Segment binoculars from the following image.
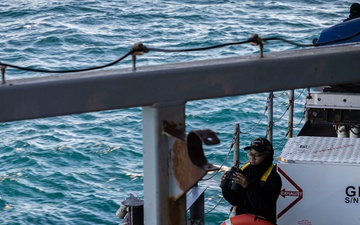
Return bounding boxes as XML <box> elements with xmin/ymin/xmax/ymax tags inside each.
<box><xmin>220</xmin><ymin>164</ymin><xmax>242</xmax><ymax>191</ymax></box>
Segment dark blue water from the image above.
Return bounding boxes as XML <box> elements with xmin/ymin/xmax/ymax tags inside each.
<box><xmin>0</xmin><ymin>1</ymin><xmax>352</xmax><ymax>224</ymax></box>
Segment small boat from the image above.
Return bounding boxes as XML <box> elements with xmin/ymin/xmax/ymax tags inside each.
<box><xmin>315</xmin><ymin>17</ymin><xmax>360</xmax><ymax>45</ymax></box>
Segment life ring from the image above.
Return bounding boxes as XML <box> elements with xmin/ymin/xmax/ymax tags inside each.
<box><xmin>221</xmin><ymin>214</ymin><xmax>274</xmax><ymax>225</ymax></box>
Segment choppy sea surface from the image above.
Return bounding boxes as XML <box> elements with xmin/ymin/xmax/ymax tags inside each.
<box><xmin>0</xmin><ymin>1</ymin><xmax>353</xmax><ymax>224</ymax></box>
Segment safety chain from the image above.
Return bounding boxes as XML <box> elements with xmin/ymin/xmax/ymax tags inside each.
<box><xmin>240</xmin><ymin>97</ymin><xmax>269</xmax><ymax>135</ymax></box>
<box><xmin>274</xmin><ymin>104</ymin><xmax>290</xmax><ymax>124</ymax></box>
<box><xmin>294</xmin><ymin>88</ymin><xmax>306</xmax><ymax>100</ymax></box>
<box><xmin>1</xmin><ymin>31</ymin><xmax>360</xmax><ymax>75</ymax></box>
<box><xmin>273</xmin><ymin>134</ymin><xmax>289</xmax><ymax>150</ymax></box>
<box><xmin>272</xmin><ymin>90</ymin><xmax>287</xmax><ymax>98</ymax></box>
<box><xmin>201</xmin><ymin>127</ymin><xmax>238</xmax><ymax>181</ymax></box>
<box><xmin>205</xmin><ymin>196</ymin><xmax>224</xmax><ymax>215</ymax></box>
<box><xmin>3</xmin><ymin>30</ymin><xmax>360</xmax><ymax>76</ymax></box>
<box><xmin>273</xmin><ymin>88</ymin><xmax>307</xmax><ymax>130</ymax></box>
<box><xmin>0</xmin><ymin>34</ymin><xmax>321</xmax><ymax>76</ymax></box>
<box><xmin>200</xmin><ymin>126</ymin><xmax>236</xmax><ymax>217</ymax></box>
<box><xmin>292</xmin><ymin>109</ymin><xmax>306</xmax><ymax>129</ymax></box>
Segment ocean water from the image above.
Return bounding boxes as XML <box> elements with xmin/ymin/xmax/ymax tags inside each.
<box><xmin>0</xmin><ymin>1</ymin><xmax>353</xmax><ymax>224</ymax></box>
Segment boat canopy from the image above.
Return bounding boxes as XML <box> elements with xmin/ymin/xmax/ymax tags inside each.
<box><xmin>316</xmin><ymin>17</ymin><xmax>360</xmax><ymax>45</ymax></box>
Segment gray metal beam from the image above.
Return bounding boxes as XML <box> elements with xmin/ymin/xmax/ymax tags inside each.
<box><xmin>1</xmin><ymin>44</ymin><xmax>360</xmax><ymax>122</ymax></box>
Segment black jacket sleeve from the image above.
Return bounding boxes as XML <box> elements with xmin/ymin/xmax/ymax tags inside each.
<box><xmin>221</xmin><ymin>185</ymin><xmax>246</xmax><ymax>206</ymax></box>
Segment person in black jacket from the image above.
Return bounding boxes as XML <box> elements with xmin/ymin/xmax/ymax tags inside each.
<box><xmin>344</xmin><ymin>3</ymin><xmax>360</xmax><ymax>22</ymax></box>
<box><xmin>221</xmin><ymin>137</ymin><xmax>282</xmax><ymax>224</ymax></box>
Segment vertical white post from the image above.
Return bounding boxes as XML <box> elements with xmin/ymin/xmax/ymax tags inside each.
<box><xmin>142</xmin><ymin>103</ymin><xmax>187</xmax><ymax>225</ymax></box>
<box><xmin>268</xmin><ymin>92</ymin><xmax>274</xmax><ymax>143</ymax></box>
<box><xmin>233</xmin><ymin>123</ymin><xmax>240</xmax><ymax>165</ymax></box>
<box><xmin>305</xmin><ymin>88</ymin><xmax>310</xmax><ymax>122</ymax></box>
<box><xmin>288</xmin><ymin>90</ymin><xmax>294</xmax><ymax>138</ymax></box>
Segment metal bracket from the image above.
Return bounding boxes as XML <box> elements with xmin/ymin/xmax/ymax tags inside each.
<box><xmin>164</xmin><ymin>125</ymin><xmax>220</xmax><ymax>201</ymax></box>
<box><xmin>187</xmin><ymin>129</ymin><xmax>220</xmax><ymax>171</ymax></box>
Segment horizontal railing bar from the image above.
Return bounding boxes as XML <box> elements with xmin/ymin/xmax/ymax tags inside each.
<box><xmin>1</xmin><ymin>44</ymin><xmax>360</xmax><ymax>122</ymax></box>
